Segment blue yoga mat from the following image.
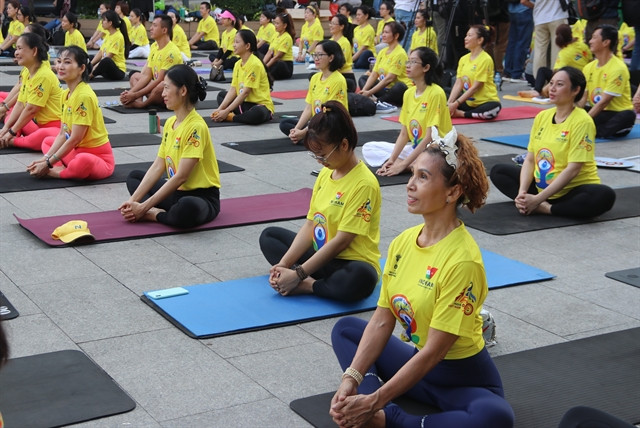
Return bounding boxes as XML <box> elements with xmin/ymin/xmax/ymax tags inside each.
<box><xmin>141</xmin><ymin>250</ymin><xmax>553</xmax><ymax>338</ymax></box>
<box><xmin>482</xmin><ymin>124</ymin><xmax>640</xmax><ymax>148</ymax></box>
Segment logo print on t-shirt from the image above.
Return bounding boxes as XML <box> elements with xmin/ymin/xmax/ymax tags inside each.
<box><xmin>535</xmin><ymin>148</ymin><xmax>555</xmax><ymax>188</ymax></box>
<box><xmin>391</xmin><ymin>294</ymin><xmax>419</xmax><ymax>344</ymax></box>
<box><xmin>312</xmin><ymin>212</ymin><xmax>327</xmax><ymax>251</ymax></box>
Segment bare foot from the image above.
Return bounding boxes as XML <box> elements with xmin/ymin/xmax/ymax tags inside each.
<box><xmin>143</xmin><ymin>207</ymin><xmax>164</xmax><ymax>222</ymax></box>
<box><xmin>533</xmin><ymin>201</ymin><xmax>552</xmax><ymax>215</ymax></box>
<box><xmin>47</xmin><ymin>166</ymin><xmax>64</xmax><ymax>178</ymax></box>
<box><xmin>284</xmin><ymin>278</ymin><xmax>314</xmax><ymax>295</ymax></box>
<box><xmin>365</xmin><ymin>410</ymin><xmax>386</xmax><ymax>428</ymax></box>
<box><xmin>453</xmin><ymin>109</ymin><xmax>465</xmax><ymax>118</ymax></box>
<box><xmin>518</xmin><ymin>90</ymin><xmax>540</xmax><ymax>98</ymax></box>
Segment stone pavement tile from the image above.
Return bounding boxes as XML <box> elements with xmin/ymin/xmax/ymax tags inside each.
<box><xmin>229</xmin><ymin>341</ymin><xmax>340</xmax><ymax>404</ymax></box>
<box><xmin>81</xmin><ymin>329</ymin><xmax>270</xmax><ymax>421</ymax></box>
<box><xmin>0</xmin><ymin>271</ymin><xmax>41</xmax><ymax>316</ymax></box>
<box><xmin>0</xmin><ymin>155</ymin><xmax>28</xmax><ymax>173</ymax></box>
<box><xmin>159</xmin><ymin>397</ymin><xmax>311</xmax><ymax>427</ymax></box>
<box><xmin>78</xmin><ymin>239</ymin><xmax>216</xmax><ymax>294</ymax></box>
<box><xmin>197</xmin><ymin>254</ymin><xmax>268</xmax><ymax>281</ymax></box>
<box><xmin>3</xmin><ymin>188</ymin><xmax>101</xmax><ymax>217</ymax></box>
<box><xmin>68</xmin><ymin>182</ymin><xmax>130</xmax><ymax>211</ymax></box>
<box><xmin>3</xmin><ymin>313</ymin><xmax>79</xmax><ymax>358</ymax></box>
<box><xmin>204</xmin><ymin>325</ymin><xmax>319</xmax><ymax>359</ymax></box>
<box><xmin>298</xmin><ymin>312</ymin><xmax>376</xmax><ymax>346</ymax></box>
<box><xmin>19</xmin><ymin>274</ymin><xmax>165</xmax><ymax>343</ymax></box>
<box><xmin>578</xmin><ymin>281</ymin><xmax>640</xmax><ymax>320</ymax></box>
<box><xmin>563</xmin><ymin>321</ymin><xmax>640</xmax><ymax>341</ymax></box>
<box><xmin>72</xmin><ymin>406</ymin><xmax>162</xmax><ymax>428</ymax></box>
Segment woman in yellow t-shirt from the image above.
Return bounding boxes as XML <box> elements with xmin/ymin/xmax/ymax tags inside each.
<box><xmin>0</xmin><ymin>1</ymin><xmax>26</xmax><ymax>56</ymax></box>
<box><xmin>491</xmin><ymin>66</ymin><xmax>615</xmax><ymax>218</ymax></box>
<box><xmin>87</xmin><ymin>3</ymin><xmax>110</xmax><ymax>49</ymax></box>
<box><xmin>261</xmin><ymin>101</ymin><xmax>381</xmax><ymax>302</ymax></box>
<box><xmin>374</xmin><ymin>1</ymin><xmax>395</xmax><ymax>49</ymax></box>
<box><xmin>263</xmin><ymin>12</ymin><xmax>296</xmax><ymax>80</ymax></box>
<box><xmin>115</xmin><ymin>1</ymin><xmax>132</xmax><ymax>38</ymax></box>
<box><xmin>27</xmin><ymin>46</ymin><xmax>115</xmax><ymax>180</ymax></box>
<box><xmin>359</xmin><ymin>21</ymin><xmax>410</xmax><ymax>109</ymax></box>
<box><xmin>296</xmin><ymin>4</ymin><xmax>324</xmax><ymax>63</ymax></box>
<box><xmin>330</xmin><ymin>130</ymin><xmax>515</xmax><ymax>428</ymax></box>
<box><xmin>329</xmin><ymin>14</ymin><xmax>356</xmax><ymax>92</ymax></box>
<box><xmin>211</xmin><ymin>30</ymin><xmax>274</xmax><ymax>125</ymax></box>
<box><xmin>280</xmin><ymin>40</ymin><xmax>348</xmax><ymax>143</ymax></box>
<box><xmin>0</xmin><ymin>33</ymin><xmax>62</xmax><ymax>151</ymax></box>
<box><xmin>448</xmin><ymin>25</ymin><xmax>501</xmax><ymax>120</ymax></box>
<box><xmin>89</xmin><ymin>10</ymin><xmax>131</xmax><ymax>81</ymax></box>
<box><xmin>409</xmin><ymin>9</ymin><xmax>438</xmax><ymax>54</ymax></box>
<box><xmin>167</xmin><ymin>10</ymin><xmax>191</xmax><ymax>62</ymax></box>
<box><xmin>128</xmin><ymin>9</ymin><xmax>150</xmax><ymax>59</ymax></box>
<box><xmin>257</xmin><ymin>9</ymin><xmax>276</xmax><ymax>56</ymax></box>
<box><xmin>209</xmin><ymin>10</ymin><xmax>240</xmax><ymax>80</ymax></box>
<box><xmin>363</xmin><ymin>47</ymin><xmax>452</xmax><ymax>175</ymax></box>
<box><xmin>120</xmin><ymin>64</ymin><xmax>221</xmax><ymax>229</ymax></box>
<box><xmin>352</xmin><ymin>6</ymin><xmax>375</xmax><ymax>70</ymax></box>
<box><xmin>62</xmin><ymin>12</ymin><xmax>87</xmax><ymax>53</ymax></box>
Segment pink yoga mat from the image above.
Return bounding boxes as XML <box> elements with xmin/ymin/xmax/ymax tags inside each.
<box><xmin>271</xmin><ymin>90</ymin><xmax>309</xmax><ymax>100</ymax></box>
<box><xmin>16</xmin><ymin>188</ymin><xmax>312</xmax><ymax>247</ymax></box>
<box><xmin>381</xmin><ymin>106</ymin><xmax>545</xmax><ymax>125</ymax></box>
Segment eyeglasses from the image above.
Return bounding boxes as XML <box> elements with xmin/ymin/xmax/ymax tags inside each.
<box><xmin>312</xmin><ymin>52</ymin><xmax>328</xmax><ymax>59</ymax></box>
<box><xmin>406</xmin><ymin>60</ymin><xmax>422</xmax><ymax>66</ymax></box>
<box><xmin>308</xmin><ymin>144</ymin><xmax>338</xmax><ymax>163</ymax></box>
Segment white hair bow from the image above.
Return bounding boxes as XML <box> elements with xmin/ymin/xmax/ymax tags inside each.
<box><xmin>427</xmin><ymin>126</ymin><xmax>458</xmax><ymax>170</ymax></box>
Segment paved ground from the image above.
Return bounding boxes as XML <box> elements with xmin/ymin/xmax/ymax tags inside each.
<box><xmin>0</xmin><ymin>54</ymin><xmax>639</xmax><ymax>427</ymax></box>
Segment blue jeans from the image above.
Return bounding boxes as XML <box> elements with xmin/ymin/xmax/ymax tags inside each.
<box><xmin>394</xmin><ymin>8</ymin><xmax>415</xmax><ymax>51</ymax></box>
<box><xmin>44</xmin><ymin>19</ymin><xmax>60</xmax><ymax>31</ymax></box>
<box><xmin>631</xmin><ymin>26</ymin><xmax>640</xmax><ymax>71</ymax></box>
<box><xmin>503</xmin><ymin>9</ymin><xmax>533</xmax><ymax>78</ymax></box>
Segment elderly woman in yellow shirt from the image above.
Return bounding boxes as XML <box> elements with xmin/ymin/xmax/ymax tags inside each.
<box><xmin>128</xmin><ymin>8</ymin><xmax>150</xmax><ymax>59</ymax></box>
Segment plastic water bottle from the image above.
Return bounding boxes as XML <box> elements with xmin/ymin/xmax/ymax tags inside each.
<box><xmin>97</xmin><ymin>8</ymin><xmax>101</xmax><ymax>19</ymax></box>
<box><xmin>494</xmin><ymin>72</ymin><xmax>502</xmax><ymax>92</ymax></box>
<box><xmin>48</xmin><ymin>46</ymin><xmax>57</xmax><ymax>59</ymax></box>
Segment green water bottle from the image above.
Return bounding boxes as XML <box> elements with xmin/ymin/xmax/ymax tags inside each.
<box><xmin>149</xmin><ymin>110</ymin><xmax>158</xmax><ymax>134</ymax></box>
<box><xmin>179</xmin><ymin>7</ymin><xmax>186</xmax><ymax>18</ymax></box>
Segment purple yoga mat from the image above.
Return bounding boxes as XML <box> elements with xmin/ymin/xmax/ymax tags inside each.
<box><xmin>15</xmin><ymin>188</ymin><xmax>312</xmax><ymax>246</ymax></box>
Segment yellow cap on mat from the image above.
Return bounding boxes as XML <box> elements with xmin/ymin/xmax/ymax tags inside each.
<box><xmin>51</xmin><ymin>220</ymin><xmax>95</xmax><ymax>243</ymax></box>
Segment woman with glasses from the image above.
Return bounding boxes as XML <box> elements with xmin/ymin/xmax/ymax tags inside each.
<box><xmin>259</xmin><ymin>101</ymin><xmax>381</xmax><ymax>302</ymax></box>
<box><xmin>263</xmin><ymin>12</ymin><xmax>296</xmax><ymax>80</ymax></box>
<box><xmin>295</xmin><ymin>4</ymin><xmax>324</xmax><ymax>63</ymax></box>
<box><xmin>279</xmin><ymin>40</ymin><xmax>348</xmax><ymax>143</ymax></box>
<box><xmin>363</xmin><ymin>47</ymin><xmax>452</xmax><ymax>176</ymax></box>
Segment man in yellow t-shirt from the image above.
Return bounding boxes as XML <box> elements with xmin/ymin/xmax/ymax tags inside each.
<box><xmin>188</xmin><ymin>2</ymin><xmax>219</xmax><ymax>50</ymax></box>
<box><xmin>581</xmin><ymin>25</ymin><xmax>635</xmax><ymax>138</ymax></box>
<box><xmin>121</xmin><ymin>15</ymin><xmax>183</xmax><ymax>109</ymax></box>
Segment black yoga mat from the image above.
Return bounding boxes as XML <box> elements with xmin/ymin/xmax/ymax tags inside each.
<box><xmin>162</xmin><ymin>110</ymin><xmax>297</xmax><ymax>128</ymax></box>
<box><xmin>459</xmin><ymin>186</ymin><xmax>640</xmax><ymax>235</ymax></box>
<box><xmin>105</xmin><ymin>99</ymin><xmax>219</xmax><ymax>114</ymax></box>
<box><xmin>605</xmin><ymin>267</ymin><xmax>640</xmax><ymax>288</ymax></box>
<box><xmin>0</xmin><ymin>291</ymin><xmax>19</xmax><ymax>320</ymax></box>
<box><xmin>103</xmin><ymin>116</ymin><xmax>116</xmax><ymax>124</ymax></box>
<box><xmin>222</xmin><ymin>129</ymin><xmax>401</xmax><ymax>155</ymax></box>
<box><xmin>0</xmin><ymin>160</ymin><xmax>243</xmax><ymax>193</ymax></box>
<box><xmin>0</xmin><ymin>350</ymin><xmax>136</xmax><ymax>428</ymax></box>
<box><xmin>290</xmin><ymin>328</ymin><xmax>640</xmax><ymax>428</ymax></box>
<box><xmin>2</xmin><ymin>69</ymin><xmax>21</xmax><ymax>75</ymax></box>
<box><xmin>0</xmin><ymin>133</ymin><xmax>158</xmax><ymax>155</ymax></box>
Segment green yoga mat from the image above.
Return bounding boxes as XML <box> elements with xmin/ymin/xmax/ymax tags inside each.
<box><xmin>0</xmin><ymin>350</ymin><xmax>136</xmax><ymax>428</ymax></box>
<box><xmin>290</xmin><ymin>327</ymin><xmax>640</xmax><ymax>428</ymax></box>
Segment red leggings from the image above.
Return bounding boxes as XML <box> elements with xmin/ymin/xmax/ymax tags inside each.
<box><xmin>12</xmin><ymin>120</ymin><xmax>61</xmax><ymax>151</ymax></box>
<box><xmin>42</xmin><ymin>137</ymin><xmax>115</xmax><ymax>180</ymax></box>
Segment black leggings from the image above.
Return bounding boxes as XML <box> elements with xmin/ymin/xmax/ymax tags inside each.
<box><xmin>208</xmin><ymin>51</ymin><xmax>240</xmax><ymax>70</ymax></box>
<box><xmin>126</xmin><ymin>170</ymin><xmax>221</xmax><ymax>228</ymax></box>
<box><xmin>92</xmin><ymin>57</ymin><xmax>125</xmax><ymax>81</ymax></box>
<box><xmin>279</xmin><ymin>117</ymin><xmax>302</xmax><ymax>136</ymax></box>
<box><xmin>490</xmin><ymin>163</ymin><xmax>616</xmax><ymax>218</ymax></box>
<box><xmin>259</xmin><ymin>226</ymin><xmax>378</xmax><ymax>302</ymax></box>
<box><xmin>216</xmin><ymin>91</ymin><xmax>272</xmax><ymax>125</ymax></box>
<box><xmin>353</xmin><ymin>49</ymin><xmax>374</xmax><ymax>69</ymax></box>
<box><xmin>194</xmin><ymin>40</ymin><xmax>218</xmax><ymax>50</ymax></box>
<box><xmin>357</xmin><ymin>75</ymin><xmax>408</xmax><ymax>107</ymax></box>
<box><xmin>534</xmin><ymin>66</ymin><xmax>553</xmax><ymax>94</ymax></box>
<box><xmin>269</xmin><ymin>60</ymin><xmax>294</xmax><ymax>80</ymax></box>
<box><xmin>591</xmin><ymin>109</ymin><xmax>636</xmax><ymax>138</ymax></box>
<box><xmin>458</xmin><ymin>101</ymin><xmax>502</xmax><ymax>120</ymax></box>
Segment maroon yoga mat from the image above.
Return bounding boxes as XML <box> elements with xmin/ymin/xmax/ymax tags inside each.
<box><xmin>15</xmin><ymin>188</ymin><xmax>312</xmax><ymax>246</ymax></box>
<box><xmin>381</xmin><ymin>105</ymin><xmax>546</xmax><ymax>125</ymax></box>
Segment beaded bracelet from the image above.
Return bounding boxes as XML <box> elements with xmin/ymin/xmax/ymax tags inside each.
<box><xmin>342</xmin><ymin>367</ymin><xmax>363</xmax><ymax>385</ymax></box>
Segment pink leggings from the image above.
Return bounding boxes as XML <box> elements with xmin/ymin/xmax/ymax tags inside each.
<box><xmin>12</xmin><ymin>120</ymin><xmax>61</xmax><ymax>151</ymax></box>
<box><xmin>42</xmin><ymin>137</ymin><xmax>115</xmax><ymax>180</ymax></box>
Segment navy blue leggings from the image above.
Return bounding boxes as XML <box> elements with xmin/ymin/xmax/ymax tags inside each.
<box><xmin>331</xmin><ymin>317</ymin><xmax>515</xmax><ymax>428</ymax></box>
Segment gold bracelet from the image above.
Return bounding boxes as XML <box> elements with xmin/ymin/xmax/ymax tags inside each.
<box><xmin>342</xmin><ymin>367</ymin><xmax>363</xmax><ymax>385</ymax></box>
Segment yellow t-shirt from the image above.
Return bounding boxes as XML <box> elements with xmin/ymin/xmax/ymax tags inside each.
<box><xmin>618</xmin><ymin>22</ymin><xmax>635</xmax><ymax>55</ymax></box>
<box><xmin>373</xmin><ymin>45</ymin><xmax>411</xmax><ymax>87</ymax></box>
<box><xmin>456</xmin><ymin>50</ymin><xmax>499</xmax><ymax>107</ymax></box>
<box><xmin>306</xmin><ymin>71</ymin><xmax>348</xmax><ymax>115</ymax></box>
<box><xmin>571</xmin><ymin>19</ymin><xmax>586</xmax><ymax>42</ymax></box>
<box><xmin>527</xmin><ymin>107</ymin><xmax>600</xmax><ymax>198</ymax></box>
<box><xmin>271</xmin><ymin>32</ymin><xmax>293</xmax><ymax>61</ymax></box>
<box><xmin>241</xmin><ymin>25</ymin><xmax>254</xmax><ymax>34</ymax></box>
<box><xmin>158</xmin><ymin>108</ymin><xmax>221</xmax><ymax>191</ymax></box>
<box><xmin>196</xmin><ymin>14</ymin><xmax>219</xmax><ymax>43</ymax></box>
<box><xmin>172</xmin><ymin>24</ymin><xmax>191</xmax><ymax>59</ymax></box>
<box><xmin>8</xmin><ymin>20</ymin><xmax>25</xmax><ymax>48</ymax></box>
<box><xmin>257</xmin><ymin>22</ymin><xmax>276</xmax><ymax>44</ymax></box>
<box><xmin>353</xmin><ymin>24</ymin><xmax>375</xmax><ymax>54</ymax></box>
<box><xmin>220</xmin><ymin>27</ymin><xmax>238</xmax><ymax>58</ymax></box>
<box><xmin>308</xmin><ymin>160</ymin><xmax>381</xmax><ymax>276</ymax></box>
<box><xmin>147</xmin><ymin>41</ymin><xmax>183</xmax><ymax>80</ymax></box>
<box><xmin>399</xmin><ymin>84</ymin><xmax>452</xmax><ymax>148</ymax></box>
<box><xmin>375</xmin><ymin>17</ymin><xmax>394</xmax><ymax>40</ymax></box>
<box><xmin>101</xmin><ymin>31</ymin><xmax>127</xmax><ymax>72</ymax></box>
<box><xmin>65</xmin><ymin>28</ymin><xmax>87</xmax><ymax>52</ymax></box>
<box><xmin>232</xmin><ymin>54</ymin><xmax>274</xmax><ymax>113</ymax></box>
<box><xmin>122</xmin><ymin>15</ymin><xmax>132</xmax><ymax>37</ymax></box>
<box><xmin>409</xmin><ymin>27</ymin><xmax>438</xmax><ymax>54</ymax></box>
<box><xmin>17</xmin><ymin>65</ymin><xmax>62</xmax><ymax>125</ymax></box>
<box><xmin>332</xmin><ymin>35</ymin><xmax>353</xmax><ymax>73</ymax></box>
<box><xmin>553</xmin><ymin>40</ymin><xmax>591</xmax><ymax>70</ymax></box>
<box><xmin>130</xmin><ymin>23</ymin><xmax>149</xmax><ymax>47</ymax></box>
<box><xmin>378</xmin><ymin>222</ymin><xmax>487</xmax><ymax>359</ymax></box>
<box><xmin>61</xmin><ymin>82</ymin><xmax>109</xmax><ymax>148</ymax></box>
<box><xmin>583</xmin><ymin>55</ymin><xmax>634</xmax><ymax>112</ymax></box>
<box><xmin>96</xmin><ymin>21</ymin><xmax>108</xmax><ymax>36</ymax></box>
<box><xmin>300</xmin><ymin>18</ymin><xmax>324</xmax><ymax>52</ymax></box>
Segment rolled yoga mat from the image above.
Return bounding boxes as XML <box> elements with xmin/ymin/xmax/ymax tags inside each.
<box><xmin>289</xmin><ymin>327</ymin><xmax>640</xmax><ymax>428</ymax></box>
<box><xmin>140</xmin><ymin>249</ymin><xmax>552</xmax><ymax>339</ymax></box>
<box><xmin>459</xmin><ymin>186</ymin><xmax>640</xmax><ymax>235</ymax></box>
<box><xmin>0</xmin><ymin>350</ymin><xmax>136</xmax><ymax>428</ymax></box>
<box><xmin>16</xmin><ymin>188</ymin><xmax>313</xmax><ymax>246</ymax></box>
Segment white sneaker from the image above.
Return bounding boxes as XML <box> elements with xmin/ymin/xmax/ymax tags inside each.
<box><xmin>306</xmin><ymin>63</ymin><xmax>317</xmax><ymax>70</ymax></box>
<box><xmin>375</xmin><ymin>101</ymin><xmax>397</xmax><ymax>114</ymax></box>
<box><xmin>481</xmin><ymin>308</ymin><xmax>497</xmax><ymax>347</ymax></box>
